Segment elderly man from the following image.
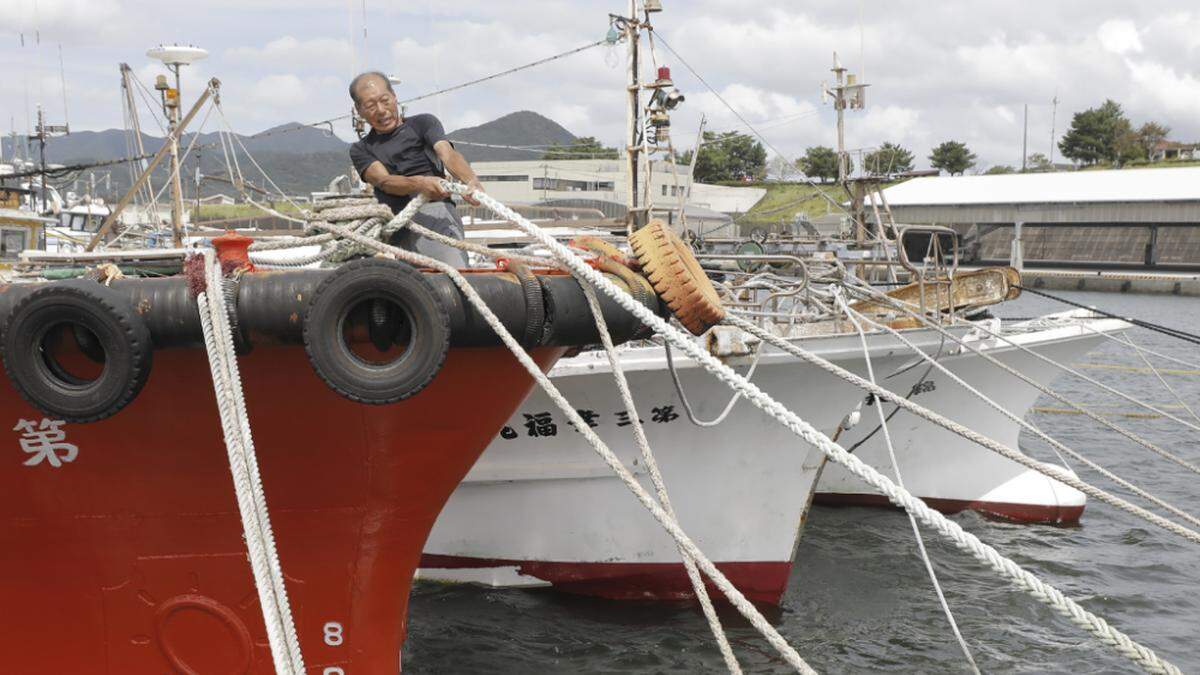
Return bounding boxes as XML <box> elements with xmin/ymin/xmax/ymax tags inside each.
<box><xmin>348</xmin><ymin>71</ymin><xmax>483</xmax><ymax>266</ymax></box>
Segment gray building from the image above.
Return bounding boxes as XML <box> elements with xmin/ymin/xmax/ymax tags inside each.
<box><xmin>878</xmin><ymin>167</ymin><xmax>1200</xmax><ymax>268</ymax></box>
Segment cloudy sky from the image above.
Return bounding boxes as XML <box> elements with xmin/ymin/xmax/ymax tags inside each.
<box><xmin>2</xmin><ymin>0</ymin><xmax>1199</xmax><ymax>171</ymax></box>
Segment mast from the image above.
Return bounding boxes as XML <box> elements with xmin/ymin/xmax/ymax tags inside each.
<box><xmin>166</xmin><ymin>63</ymin><xmax>185</xmax><ymax>246</ymax></box>
<box><xmin>624</xmin><ymin>0</ymin><xmax>641</xmax><ymax>233</ymax></box>
<box><xmin>146</xmin><ymin>45</ymin><xmax>208</xmax><ymax>246</ymax></box>
<box><xmin>121</xmin><ymin>63</ymin><xmax>159</xmax><ymax>225</ymax></box>
<box><xmin>821</xmin><ymin>52</ymin><xmax>868</xmax><ymax>243</ymax></box>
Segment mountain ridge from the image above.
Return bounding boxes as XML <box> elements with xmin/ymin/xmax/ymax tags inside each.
<box><xmin>0</xmin><ymin>111</ymin><xmax>577</xmax><ymax>198</ymax></box>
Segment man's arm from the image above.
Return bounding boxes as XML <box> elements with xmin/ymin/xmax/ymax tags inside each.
<box><xmin>361</xmin><ymin>161</ymin><xmax>450</xmax><ymax>201</ymax></box>
<box><xmin>433</xmin><ymin>140</ymin><xmax>484</xmax><ymax>206</ymax></box>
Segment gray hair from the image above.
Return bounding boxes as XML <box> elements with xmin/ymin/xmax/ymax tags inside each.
<box><xmin>349</xmin><ymin>71</ymin><xmax>393</xmax><ymax>105</ymax></box>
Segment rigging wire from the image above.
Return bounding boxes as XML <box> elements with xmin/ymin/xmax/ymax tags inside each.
<box><xmin>1015</xmin><ymin>284</ymin><xmax>1200</xmax><ymax>347</ymax></box>
<box><xmin>397</xmin><ymin>38</ymin><xmax>610</xmax><ymax>105</ymax></box>
<box><xmin>653</xmin><ymin>32</ymin><xmax>872</xmax><ymax>230</ymax></box>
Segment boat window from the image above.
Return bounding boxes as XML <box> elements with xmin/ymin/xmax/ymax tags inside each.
<box><xmin>1</xmin><ymin>229</ymin><xmax>26</xmax><ymax>260</ymax></box>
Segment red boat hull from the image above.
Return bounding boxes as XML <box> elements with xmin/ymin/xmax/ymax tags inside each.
<box><xmin>0</xmin><ymin>344</ymin><xmax>562</xmax><ymax>673</ymax></box>
<box><xmin>814</xmin><ymin>493</ymin><xmax>1085</xmax><ymax>525</ymax></box>
<box><xmin>419</xmin><ymin>554</ymin><xmax>794</xmax><ymax>605</ymax></box>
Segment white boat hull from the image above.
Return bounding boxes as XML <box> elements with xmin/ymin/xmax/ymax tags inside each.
<box><xmin>420</xmin><ymin>328</ymin><xmax>962</xmax><ymax>603</ymax></box>
<box><xmin>818</xmin><ymin>313</ymin><xmax>1126</xmax><ymax>523</ymax></box>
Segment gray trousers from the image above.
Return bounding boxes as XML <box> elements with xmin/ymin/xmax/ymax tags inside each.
<box><xmin>389</xmin><ymin>200</ymin><xmax>469</xmax><ymax>268</ymax></box>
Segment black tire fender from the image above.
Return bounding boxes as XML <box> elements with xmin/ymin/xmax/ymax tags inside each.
<box><xmin>2</xmin><ymin>280</ymin><xmax>154</xmax><ymax>423</ymax></box>
<box><xmin>303</xmin><ymin>258</ymin><xmax>450</xmax><ymax>404</ymax></box>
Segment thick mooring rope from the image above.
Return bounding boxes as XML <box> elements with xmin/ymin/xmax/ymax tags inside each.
<box><xmin>835</xmin><ymin>291</ymin><xmax>982</xmax><ymax>674</ymax></box>
<box><xmin>299</xmin><ymin>197</ymin><xmax>819</xmax><ymax>674</ymax></box>
<box><xmin>843</xmin><ymin>282</ymin><xmax>1200</xmax><ymax>482</ymax></box>
<box><xmin>448</xmin><ymin>183</ymin><xmax>1179</xmax><ymax>675</ymax></box>
<box><xmin>231</xmin><ymin>182</ymin><xmax>1180</xmax><ymax>674</ymax></box>
<box><xmin>196</xmin><ymin>252</ymin><xmax>305</xmax><ymax>673</ymax></box>
<box><xmin>840</xmin><ymin>302</ymin><xmax>1200</xmax><ymax>532</ymax></box>
<box><xmin>582</xmin><ymin>285</ymin><xmax>743</xmax><ymax>674</ymax></box>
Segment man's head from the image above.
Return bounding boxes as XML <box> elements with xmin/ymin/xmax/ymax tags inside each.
<box><xmin>350</xmin><ymin>71</ymin><xmax>400</xmax><ymax>133</ymax></box>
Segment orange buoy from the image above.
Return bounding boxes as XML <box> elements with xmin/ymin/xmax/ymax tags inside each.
<box><xmin>629</xmin><ymin>219</ymin><xmax>725</xmax><ymax>336</ymax></box>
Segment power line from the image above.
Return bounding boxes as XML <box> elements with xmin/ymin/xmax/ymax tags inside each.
<box><xmin>1</xmin><ymin>152</ymin><xmax>155</xmax><ymax>179</ymax></box>
<box><xmin>398</xmin><ymin>39</ymin><xmax>609</xmax><ymax>105</ymax></box>
<box><xmin>185</xmin><ymin>39</ymin><xmax>610</xmax><ymax>152</ymax></box>
<box><xmin>653</xmin><ymin>33</ymin><xmax>790</xmax><ymax>161</ymax></box>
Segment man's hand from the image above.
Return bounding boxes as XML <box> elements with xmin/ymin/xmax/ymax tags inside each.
<box><xmin>415</xmin><ymin>176</ymin><xmax>452</xmax><ymax>201</ymax></box>
<box><xmin>462</xmin><ymin>178</ymin><xmax>485</xmax><ymax>206</ymax></box>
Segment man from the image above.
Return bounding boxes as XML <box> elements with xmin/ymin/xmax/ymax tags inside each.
<box><xmin>348</xmin><ymin>71</ymin><xmax>484</xmax><ymax>266</ymax></box>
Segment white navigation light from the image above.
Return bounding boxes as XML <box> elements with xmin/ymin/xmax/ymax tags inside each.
<box><xmin>146</xmin><ymin>45</ymin><xmax>209</xmax><ymax>66</ymax></box>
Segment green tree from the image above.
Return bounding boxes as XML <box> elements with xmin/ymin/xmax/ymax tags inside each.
<box><xmin>985</xmin><ymin>164</ymin><xmax>1016</xmax><ymax>175</ymax></box>
<box><xmin>685</xmin><ymin>131</ymin><xmax>767</xmax><ymax>182</ymax></box>
<box><xmin>863</xmin><ymin>142</ymin><xmax>914</xmax><ymax>176</ymax></box>
<box><xmin>1058</xmin><ymin>99</ymin><xmax>1132</xmax><ymax>165</ymax></box>
<box><xmin>1136</xmin><ymin>121</ymin><xmax>1171</xmax><ymax>159</ymax></box>
<box><xmin>542</xmin><ymin>136</ymin><xmax>619</xmax><ymax>160</ymax></box>
<box><xmin>928</xmin><ymin>140</ymin><xmax>977</xmax><ymax>175</ymax></box>
<box><xmin>796</xmin><ymin>145</ymin><xmax>853</xmax><ymax>183</ymax></box>
<box><xmin>1023</xmin><ymin>153</ymin><xmax>1053</xmax><ymax>172</ymax></box>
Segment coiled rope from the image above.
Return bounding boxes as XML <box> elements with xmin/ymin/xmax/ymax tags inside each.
<box><xmin>196</xmin><ymin>251</ymin><xmax>305</xmax><ymax>674</ymax></box>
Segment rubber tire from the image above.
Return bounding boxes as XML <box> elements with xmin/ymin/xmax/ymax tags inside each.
<box><xmin>2</xmin><ymin>280</ymin><xmax>153</xmax><ymax>423</ymax></box>
<box><xmin>303</xmin><ymin>258</ymin><xmax>450</xmax><ymax>404</ymax></box>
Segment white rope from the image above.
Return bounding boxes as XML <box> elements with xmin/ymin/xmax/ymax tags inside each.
<box><xmin>582</xmin><ymin>285</ymin><xmax>742</xmax><ymax>675</ymax></box>
<box><xmin>304</xmin><ymin>198</ymin><xmax>818</xmax><ymax>675</ymax></box>
<box><xmin>663</xmin><ymin>340</ymin><xmax>763</xmax><ymax>427</ymax></box>
<box><xmin>441</xmin><ymin>183</ymin><xmax>1178</xmax><ymax>674</ymax></box>
<box><xmin>841</xmin><ymin>304</ymin><xmax>1200</xmax><ymax>533</ymax></box>
<box><xmin>846</xmin><ymin>284</ymin><xmax>1200</xmax><ymax>478</ymax></box>
<box><xmin>195</xmin><ymin>252</ymin><xmax>304</xmax><ymax>673</ymax></box>
<box><xmin>835</xmin><ymin>291</ymin><xmax>981</xmax><ymax>674</ymax></box>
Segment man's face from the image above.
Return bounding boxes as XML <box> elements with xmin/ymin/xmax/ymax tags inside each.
<box><xmin>355</xmin><ymin>77</ymin><xmax>400</xmax><ymax>133</ymax></box>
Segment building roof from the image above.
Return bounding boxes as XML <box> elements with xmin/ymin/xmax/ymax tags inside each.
<box><xmin>880</xmin><ymin>166</ymin><xmax>1200</xmax><ymax>207</ymax></box>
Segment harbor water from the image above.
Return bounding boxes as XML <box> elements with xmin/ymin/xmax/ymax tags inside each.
<box><xmin>404</xmin><ymin>290</ymin><xmax>1200</xmax><ymax>673</ymax></box>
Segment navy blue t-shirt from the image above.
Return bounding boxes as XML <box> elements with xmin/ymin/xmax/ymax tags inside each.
<box><xmin>349</xmin><ymin>113</ymin><xmax>449</xmax><ymax>213</ymax></box>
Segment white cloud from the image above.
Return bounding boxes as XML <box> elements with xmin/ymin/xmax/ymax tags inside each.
<box><xmin>1097</xmin><ymin>19</ymin><xmax>1143</xmax><ymax>55</ymax></box>
<box><xmin>5</xmin><ymin>0</ymin><xmax>1200</xmax><ymax>171</ymax></box>
<box><xmin>1125</xmin><ymin>60</ymin><xmax>1200</xmax><ymax>119</ymax></box>
<box><xmin>225</xmin><ymin>36</ymin><xmax>354</xmax><ymax>72</ymax></box>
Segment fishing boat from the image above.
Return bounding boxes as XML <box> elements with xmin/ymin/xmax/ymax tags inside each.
<box><xmin>817</xmin><ymin>309</ymin><xmax>1126</xmax><ymax>523</ymax></box>
<box><xmin>420</xmin><ymin>276</ymin><xmax>1127</xmax><ymax>602</ymax></box>
<box><xmin>0</xmin><ymin>239</ymin><xmax>664</xmax><ymax>672</ymax></box>
<box><xmin>420</xmin><ymin>325</ymin><xmax>969</xmax><ymax>603</ymax></box>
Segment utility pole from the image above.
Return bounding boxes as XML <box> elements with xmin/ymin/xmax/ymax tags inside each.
<box><xmin>821</xmin><ymin>52</ymin><xmax>868</xmax><ymax>240</ymax></box>
<box><xmin>29</xmin><ymin>105</ymin><xmax>69</xmax><ymax>214</ymax></box>
<box><xmin>686</xmin><ymin>114</ymin><xmax>706</xmax><ymax>194</ymax></box>
<box><xmin>1049</xmin><ymin>94</ymin><xmax>1059</xmax><ymax>166</ymax></box>
<box><xmin>623</xmin><ymin>0</ymin><xmax>642</xmax><ymax>233</ymax></box>
<box><xmin>1021</xmin><ymin>103</ymin><xmax>1028</xmax><ymax>172</ymax></box>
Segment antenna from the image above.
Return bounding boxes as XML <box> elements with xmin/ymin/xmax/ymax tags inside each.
<box><xmin>1049</xmin><ymin>92</ymin><xmax>1059</xmax><ymax>166</ymax></box>
<box><xmin>58</xmin><ymin>44</ymin><xmax>70</xmax><ymax>129</ymax></box>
